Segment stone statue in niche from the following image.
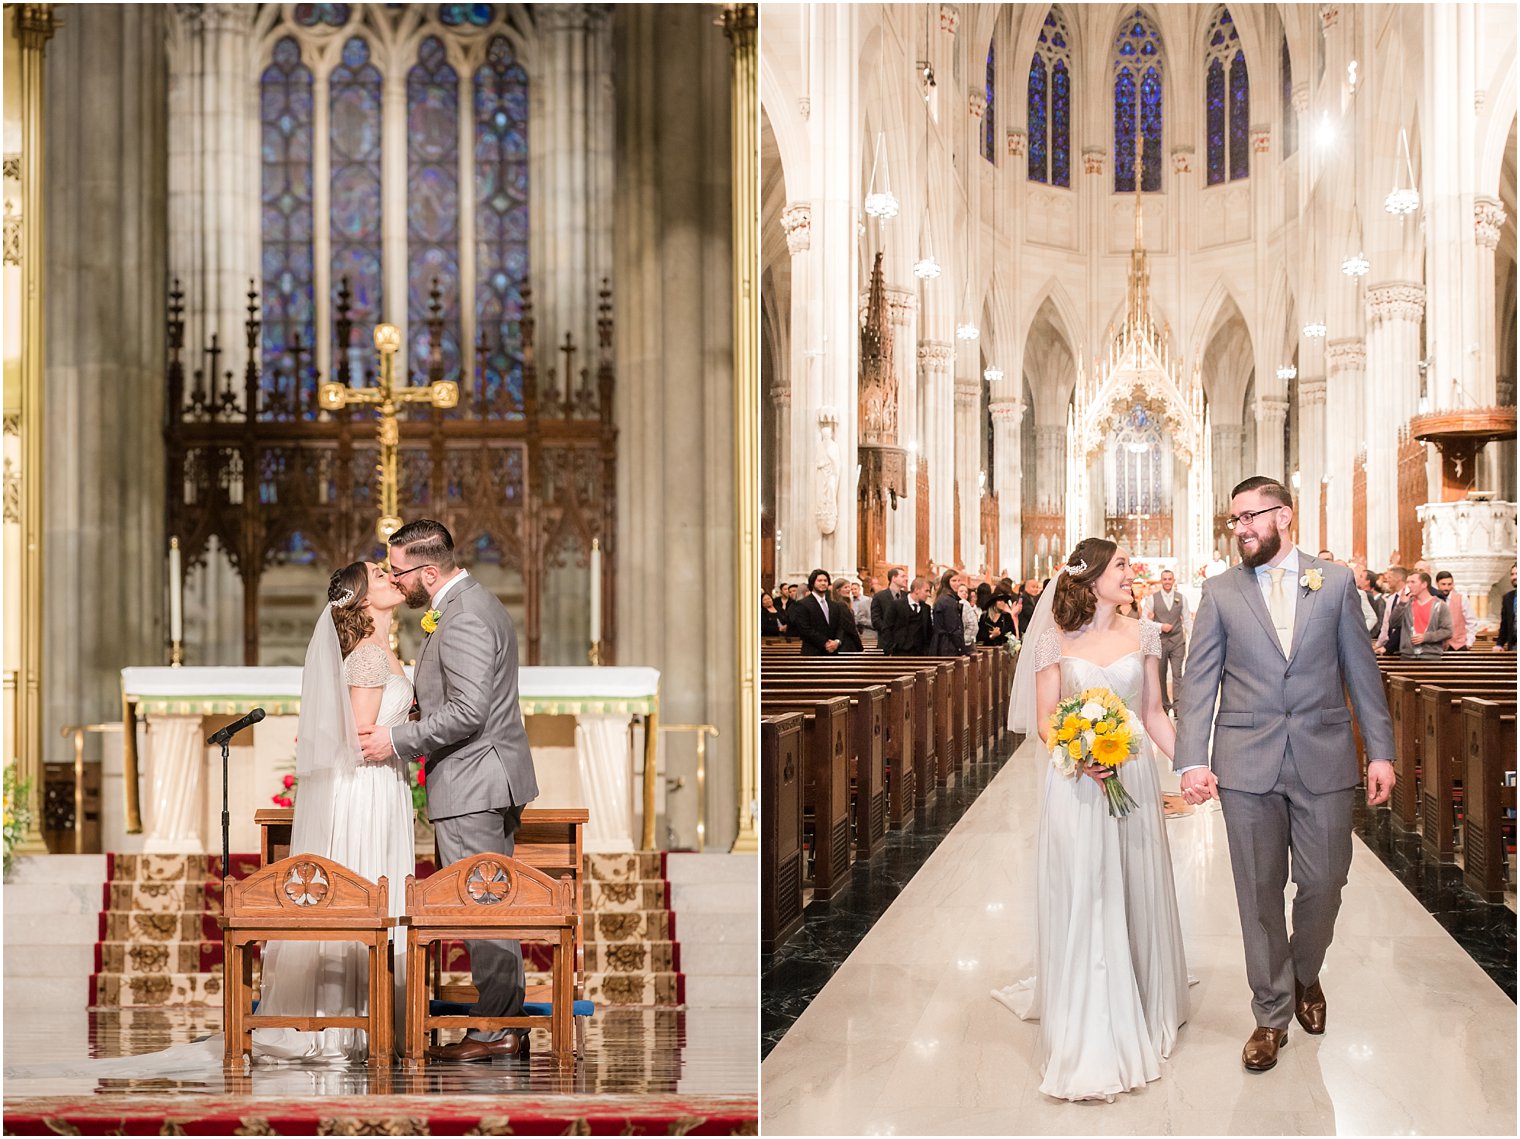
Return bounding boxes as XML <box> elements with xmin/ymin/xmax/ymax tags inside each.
<box><xmin>815</xmin><ymin>412</ymin><xmax>840</xmax><ymax>535</ymax></box>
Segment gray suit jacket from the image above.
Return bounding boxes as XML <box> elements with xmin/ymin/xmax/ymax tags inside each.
<box><xmin>1396</xmin><ymin>597</ymin><xmax>1452</xmax><ymax>659</ymax></box>
<box><xmin>1174</xmin><ymin>555</ymin><xmax>1395</xmax><ymax>795</ymax></box>
<box><xmin>390</xmin><ymin>575</ymin><xmax>539</xmax><ymax>821</ymax></box>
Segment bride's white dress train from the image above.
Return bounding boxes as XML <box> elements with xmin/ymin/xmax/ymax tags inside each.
<box><xmin>992</xmin><ymin>622</ymin><xmax>1190</xmax><ymax>1102</ymax></box>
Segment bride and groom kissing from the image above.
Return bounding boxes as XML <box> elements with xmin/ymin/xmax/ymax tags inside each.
<box><xmin>995</xmin><ymin>475</ymin><xmax>1396</xmax><ymax>1103</ymax></box>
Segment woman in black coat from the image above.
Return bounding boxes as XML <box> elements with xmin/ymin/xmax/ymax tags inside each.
<box><xmin>928</xmin><ymin>570</ymin><xmax>969</xmax><ymax>656</ymax></box>
<box><xmin>977</xmin><ymin>592</ymin><xmax>1019</xmax><ymax>646</ymax></box>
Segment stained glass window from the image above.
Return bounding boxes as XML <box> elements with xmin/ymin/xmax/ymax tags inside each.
<box><xmin>1281</xmin><ymin>35</ymin><xmax>1296</xmax><ymax>157</ymax></box>
<box><xmin>983</xmin><ymin>40</ymin><xmax>996</xmax><ymax>164</ymax></box>
<box><xmin>330</xmin><ymin>37</ymin><xmax>384</xmax><ymax>364</ymax></box>
<box><xmin>1028</xmin><ymin>53</ymin><xmax>1048</xmax><ymax>183</ymax></box>
<box><xmin>440</xmin><ymin>4</ymin><xmax>492</xmax><ymax>27</ymax></box>
<box><xmin>407</xmin><ymin>36</ymin><xmax>461</xmax><ymax>386</ymax></box>
<box><xmin>1113</xmin><ymin>7</ymin><xmax>1163</xmax><ymax>193</ymax></box>
<box><xmin>1228</xmin><ymin>51</ymin><xmax>1250</xmax><ymax>180</ymax></box>
<box><xmin>475</xmin><ymin>35</ymin><xmax>530</xmax><ymax>415</ymax></box>
<box><xmin>260</xmin><ymin>37</ymin><xmax>315</xmax><ymax>415</ymax></box>
<box><xmin>1204</xmin><ymin>9</ymin><xmax>1249</xmax><ymax>183</ymax></box>
<box><xmin>294</xmin><ymin>4</ymin><xmax>350</xmax><ymax>27</ymax></box>
<box><xmin>1028</xmin><ymin>7</ymin><xmax>1072</xmax><ymax>188</ymax></box>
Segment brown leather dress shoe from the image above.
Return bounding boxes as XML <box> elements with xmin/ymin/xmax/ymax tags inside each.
<box><xmin>1242</xmin><ymin>1026</ymin><xmax>1288</xmax><ymax>1071</ymax></box>
<box><xmin>1295</xmin><ymin>979</ymin><xmax>1326</xmax><ymax>1035</ymax></box>
<box><xmin>427</xmin><ymin>1034</ymin><xmax>530</xmax><ymax>1062</ymax></box>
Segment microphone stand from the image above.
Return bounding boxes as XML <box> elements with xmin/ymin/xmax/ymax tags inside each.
<box><xmin>220</xmin><ymin>738</ymin><xmax>232</xmax><ymax>886</ymax></box>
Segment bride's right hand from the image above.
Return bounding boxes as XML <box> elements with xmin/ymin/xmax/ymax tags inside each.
<box><xmin>1082</xmin><ymin>763</ymin><xmax>1113</xmax><ymax>785</ymax></box>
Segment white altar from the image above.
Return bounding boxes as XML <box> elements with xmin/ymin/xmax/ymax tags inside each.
<box><xmin>119</xmin><ymin>666</ymin><xmax>659</xmax><ymax>856</ymax></box>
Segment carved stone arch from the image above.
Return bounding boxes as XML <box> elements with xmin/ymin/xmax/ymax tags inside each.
<box><xmin>1024</xmin><ymin>294</ymin><xmax>1079</xmax><ymax>426</ymax></box>
<box><xmin>1478</xmin><ymin>52</ymin><xmax>1517</xmax><ymax>194</ymax></box>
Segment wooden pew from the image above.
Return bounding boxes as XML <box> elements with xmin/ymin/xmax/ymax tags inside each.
<box><xmin>1384</xmin><ymin>667</ymin><xmax>1515</xmax><ymax>829</ymax></box>
<box><xmin>762</xmin><ymin>713</ymin><xmax>805</xmax><ymax>951</ymax></box>
<box><xmin>1417</xmin><ymin>679</ymin><xmax>1517</xmax><ymax>861</ymax></box>
<box><xmin>1460</xmin><ymin>697</ymin><xmax>1517</xmax><ymax>902</ymax></box>
<box><xmin>756</xmin><ymin>695</ymin><xmax>851</xmax><ymax>901</ymax></box>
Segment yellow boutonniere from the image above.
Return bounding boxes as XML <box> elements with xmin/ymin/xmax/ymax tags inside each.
<box><xmin>1300</xmin><ymin>569</ymin><xmax>1324</xmax><ymax>592</ymax></box>
<box><xmin>421</xmin><ymin>609</ymin><xmax>441</xmax><ymax>634</ymax></box>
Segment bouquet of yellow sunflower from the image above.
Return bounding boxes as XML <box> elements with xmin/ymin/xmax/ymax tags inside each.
<box><xmin>1047</xmin><ymin>687</ymin><xmax>1140</xmax><ymax>818</ymax></box>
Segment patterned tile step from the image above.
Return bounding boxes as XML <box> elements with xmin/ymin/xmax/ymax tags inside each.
<box><xmin>109</xmin><ymin>852</ymin><xmax>666</xmax><ymax>883</ymax></box>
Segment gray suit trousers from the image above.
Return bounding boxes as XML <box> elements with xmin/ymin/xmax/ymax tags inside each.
<box><xmin>1218</xmin><ymin>743</ymin><xmax>1354</xmax><ymax>1030</ymax></box>
<box><xmin>433</xmin><ymin>804</ymin><xmax>527</xmax><ymax>1041</ymax></box>
<box><xmin>1158</xmin><ymin>634</ymin><xmax>1186</xmax><ymax>712</ymax></box>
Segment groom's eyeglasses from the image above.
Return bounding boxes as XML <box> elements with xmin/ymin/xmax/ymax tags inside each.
<box><xmin>387</xmin><ymin>564</ymin><xmax>434</xmax><ymax>580</ymax></box>
<box><xmin>1224</xmin><ymin>506</ymin><xmax>1284</xmax><ymax>531</ymax></box>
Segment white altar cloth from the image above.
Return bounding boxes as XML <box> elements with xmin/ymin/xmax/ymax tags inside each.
<box><xmin>121</xmin><ymin>666</ymin><xmax>659</xmax><ymax>854</ymax></box>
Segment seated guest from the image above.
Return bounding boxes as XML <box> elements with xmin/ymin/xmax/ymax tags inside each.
<box><xmin>790</xmin><ymin>568</ymin><xmax>845</xmax><ymax>655</ymax></box>
<box><xmin>929</xmin><ymin>571</ymin><xmax>970</xmax><ymax>656</ymax></box>
<box><xmin>831</xmin><ymin>580</ymin><xmax>864</xmax><ymax>653</ymax></box>
<box><xmin>1497</xmin><ymin>563</ymin><xmax>1517</xmax><ymax>651</ymax></box>
<box><xmin>1434</xmin><ymin>571</ymin><xmax>1476</xmax><ymax>650</ymax></box>
<box><xmin>761</xmin><ymin>589</ymin><xmax>783</xmax><ymax>637</ymax></box>
<box><xmin>1398</xmin><ymin>571</ymin><xmax>1452</xmax><ymax>659</ymax></box>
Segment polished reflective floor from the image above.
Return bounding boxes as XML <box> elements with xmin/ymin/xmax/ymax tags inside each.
<box><xmin>762</xmin><ymin>736</ymin><xmax>1517</xmax><ymax>1136</ymax></box>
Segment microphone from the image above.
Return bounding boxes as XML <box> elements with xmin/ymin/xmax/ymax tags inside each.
<box><xmin>207</xmin><ymin>707</ymin><xmax>266</xmax><ymax>746</ymax></box>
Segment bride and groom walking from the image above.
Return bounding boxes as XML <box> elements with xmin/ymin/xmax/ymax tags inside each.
<box><xmin>995</xmin><ymin>475</ymin><xmax>1396</xmax><ymax>1103</ymax></box>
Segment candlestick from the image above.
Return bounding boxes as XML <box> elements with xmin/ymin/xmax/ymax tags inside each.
<box><xmin>168</xmin><ymin>536</ymin><xmax>184</xmax><ymax>646</ymax></box>
<box><xmin>589</xmin><ymin>537</ymin><xmax>602</xmax><ymax>650</ymax></box>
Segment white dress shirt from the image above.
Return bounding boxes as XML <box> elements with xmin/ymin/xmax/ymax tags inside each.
<box><xmin>1254</xmin><ymin>546</ymin><xmax>1301</xmax><ymax>650</ymax></box>
<box><xmin>1141</xmin><ymin>589</ymin><xmax>1190</xmax><ymax>631</ymax></box>
<box><xmin>428</xmin><ymin>567</ymin><xmax>470</xmax><ymax>610</ymax></box>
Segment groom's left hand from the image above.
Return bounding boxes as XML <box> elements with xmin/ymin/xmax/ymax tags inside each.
<box><xmin>1365</xmin><ymin>760</ymin><xmax>1395</xmax><ymax>806</ymax></box>
<box><xmin>358</xmin><ymin>725</ymin><xmax>395</xmax><ymax>763</ymax></box>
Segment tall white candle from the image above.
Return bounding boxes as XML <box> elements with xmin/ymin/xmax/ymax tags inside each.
<box><xmin>169</xmin><ymin>537</ymin><xmax>184</xmax><ymax>643</ymax></box>
<box><xmin>589</xmin><ymin>538</ymin><xmax>602</xmax><ymax>647</ymax></box>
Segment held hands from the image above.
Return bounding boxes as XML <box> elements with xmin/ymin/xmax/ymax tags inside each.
<box><xmin>1180</xmin><ymin>767</ymin><xmax>1220</xmax><ymax>804</ymax></box>
<box><xmin>357</xmin><ymin>725</ymin><xmax>395</xmax><ymax>764</ymax></box>
<box><xmin>1161</xmin><ymin>623</ymin><xmax>1174</xmax><ymax>633</ymax></box>
<box><xmin>1365</xmin><ymin>760</ymin><xmax>1396</xmax><ymax>806</ymax></box>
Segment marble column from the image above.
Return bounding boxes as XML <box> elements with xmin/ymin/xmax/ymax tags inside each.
<box><xmin>918</xmin><ymin>341</ymin><xmax>954</xmax><ymax>568</ymax></box>
<box><xmin>1254</xmin><ymin>396</ymin><xmax>1289</xmax><ymax>485</ymax></box>
<box><xmin>954</xmin><ymin>370</ymin><xmax>980</xmax><ymax>570</ymax></box>
<box><xmin>613</xmin><ymin>6</ymin><xmax>736</xmax><ymax>847</ymax></box>
<box><xmin>1034</xmin><ymin>424</ymin><xmax>1066</xmax><ymax>512</ymax></box>
<box><xmin>1294</xmin><ymin>380</ymin><xmax>1327</xmax><ymax>555</ymax></box>
<box><xmin>1473</xmin><ymin>196</ymin><xmax>1507</xmax><ymax>492</ymax></box>
<box><xmin>989</xmin><ymin>398</ymin><xmax>1022</xmax><ymax>578</ymax></box>
<box><xmin>534</xmin><ymin>4</ymin><xmax>615</xmax><ymax>370</ymax></box>
<box><xmin>1211</xmin><ymin>423</ymin><xmax>1247</xmax><ymax>511</ymax></box>
<box><xmin>778</xmin><ymin>202</ymin><xmax>809</xmax><ymax>580</ymax></box>
<box><xmin>1364</xmin><ymin>283</ymin><xmax>1424</xmax><ymax>565</ymax></box>
<box><xmin>42</xmin><ymin>4</ymin><xmax>168</xmax><ymax>744</ymax></box>
<box><xmin>1324</xmin><ymin>338</ymin><xmax>1365</xmax><ymax>555</ymax></box>
<box><xmin>885</xmin><ymin>286</ymin><xmax>918</xmax><ymax>569</ymax></box>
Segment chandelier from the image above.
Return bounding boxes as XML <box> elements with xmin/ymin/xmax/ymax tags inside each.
<box><xmin>1384</xmin><ymin>127</ymin><xmax>1420</xmax><ymax>216</ymax></box>
<box><xmin>913</xmin><ymin>256</ymin><xmax>941</xmax><ymax>279</ymax></box>
<box><xmin>1276</xmin><ymin>365</ymin><xmax>1297</xmax><ymax>381</ymax></box>
<box><xmin>1340</xmin><ymin>251</ymin><xmax>1369</xmax><ymax>277</ymax></box>
<box><xmin>863</xmin><ymin>131</ymin><xmax>898</xmax><ymax>219</ymax></box>
<box><xmin>956</xmin><ymin>321</ymin><xmax>980</xmax><ymax>341</ymax></box>
<box><xmin>1303</xmin><ymin>322</ymin><xmax>1327</xmax><ymax>339</ymax></box>
<box><xmin>983</xmin><ymin>365</ymin><xmax>1003</xmax><ymax>383</ymax></box>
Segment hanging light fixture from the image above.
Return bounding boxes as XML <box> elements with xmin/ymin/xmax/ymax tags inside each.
<box><xmin>864</xmin><ymin>131</ymin><xmax>899</xmax><ymax>219</ymax></box>
<box><xmin>983</xmin><ymin>365</ymin><xmax>1003</xmax><ymax>383</ymax></box>
<box><xmin>1384</xmin><ymin>126</ymin><xmax>1419</xmax><ymax>216</ymax></box>
<box><xmin>955</xmin><ymin>24</ymin><xmax>978</xmax><ymax>342</ymax></box>
<box><xmin>1303</xmin><ymin>321</ymin><xmax>1327</xmax><ymax>338</ymax></box>
<box><xmin>1340</xmin><ymin>250</ymin><xmax>1369</xmax><ymax>277</ymax></box>
<box><xmin>913</xmin><ymin>70</ymin><xmax>940</xmax><ymax>279</ymax></box>
<box><xmin>1276</xmin><ymin>365</ymin><xmax>1298</xmax><ymax>381</ymax></box>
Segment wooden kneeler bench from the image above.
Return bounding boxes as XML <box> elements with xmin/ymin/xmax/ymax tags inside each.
<box><xmin>404</xmin><ymin>853</ymin><xmax>578</xmax><ymax>1065</ymax></box>
<box><xmin>220</xmin><ymin>854</ymin><xmax>396</xmax><ymax>1068</ymax></box>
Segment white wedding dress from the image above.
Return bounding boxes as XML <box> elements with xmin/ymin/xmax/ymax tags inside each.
<box><xmin>992</xmin><ymin>621</ymin><xmax>1190</xmax><ymax>1102</ymax></box>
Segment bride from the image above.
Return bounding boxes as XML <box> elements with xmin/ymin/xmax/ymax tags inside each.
<box><xmin>8</xmin><ymin>562</ymin><xmax>418</xmax><ymax>1076</ymax></box>
<box><xmin>992</xmin><ymin>538</ymin><xmax>1190</xmax><ymax>1102</ymax></box>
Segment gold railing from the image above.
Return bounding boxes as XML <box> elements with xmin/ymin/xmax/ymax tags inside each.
<box><xmin>56</xmin><ymin>721</ymin><xmax>120</xmax><ymax>853</ymax></box>
<box><xmin>658</xmin><ymin>723</ymin><xmax>719</xmax><ymax>851</ymax></box>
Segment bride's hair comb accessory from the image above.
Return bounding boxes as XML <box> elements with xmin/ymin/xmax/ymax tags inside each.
<box><xmin>330</xmin><ymin>588</ymin><xmax>355</xmax><ymax>608</ymax></box>
<box><xmin>1068</xmin><ymin>558</ymin><xmax>1088</xmax><ymax>574</ymax></box>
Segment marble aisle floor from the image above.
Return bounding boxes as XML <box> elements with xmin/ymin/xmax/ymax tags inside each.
<box><xmin>762</xmin><ymin>738</ymin><xmax>1518</xmax><ymax>1136</ymax></box>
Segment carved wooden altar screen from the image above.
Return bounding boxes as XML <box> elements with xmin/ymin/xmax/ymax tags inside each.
<box><xmin>980</xmin><ymin>491</ymin><xmax>999</xmax><ymax>578</ymax></box>
<box><xmin>165</xmin><ymin>278</ymin><xmax>617</xmax><ymax>665</ymax></box>
<box><xmin>856</xmin><ymin>254</ymin><xmax>907</xmax><ymax>583</ymax></box>
<box><xmin>1352</xmin><ymin>447</ymin><xmax>1367</xmax><ymax>564</ymax></box>
<box><xmin>1396</xmin><ymin>425</ymin><xmax>1427</xmax><ymax>566</ymax></box>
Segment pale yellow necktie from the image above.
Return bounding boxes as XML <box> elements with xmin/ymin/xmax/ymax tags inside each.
<box><xmin>1267</xmin><ymin>567</ymin><xmax>1292</xmax><ymax>655</ymax></box>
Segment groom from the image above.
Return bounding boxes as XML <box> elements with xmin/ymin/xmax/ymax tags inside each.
<box><xmin>1174</xmin><ymin>477</ymin><xmax>1395</xmax><ymax>1073</ymax></box>
<box><xmin>359</xmin><ymin>519</ymin><xmax>540</xmax><ymax>1061</ymax></box>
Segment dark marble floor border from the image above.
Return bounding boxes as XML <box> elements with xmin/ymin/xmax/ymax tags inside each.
<box><xmin>762</xmin><ymin>742</ymin><xmax>1517</xmax><ymax>1059</ymax></box>
<box><xmin>761</xmin><ymin>735</ymin><xmax>1020</xmax><ymax>1058</ymax></box>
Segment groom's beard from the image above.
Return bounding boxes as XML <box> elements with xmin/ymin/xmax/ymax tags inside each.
<box><xmin>402</xmin><ymin>578</ymin><xmax>432</xmax><ymax>610</ymax></box>
<box><xmin>1237</xmin><ymin>525</ymin><xmax>1282</xmax><ymax>569</ymax></box>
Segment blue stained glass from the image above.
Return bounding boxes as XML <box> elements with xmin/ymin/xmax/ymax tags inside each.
<box><xmin>1281</xmin><ymin>35</ymin><xmax>1296</xmax><ymax>156</ymax></box>
<box><xmin>1028</xmin><ymin>53</ymin><xmax>1048</xmax><ymax>183</ymax></box>
<box><xmin>407</xmin><ymin>36</ymin><xmax>462</xmax><ymax>388</ymax></box>
<box><xmin>330</xmin><ymin>37</ymin><xmax>383</xmax><ymax>356</ymax></box>
<box><xmin>440</xmin><ymin>4</ymin><xmax>492</xmax><ymax>27</ymax></box>
<box><xmin>1229</xmin><ymin>50</ymin><xmax>1250</xmax><ymax>180</ymax></box>
<box><xmin>294</xmin><ymin>4</ymin><xmax>350</xmax><ymax>27</ymax></box>
<box><xmin>1206</xmin><ymin>58</ymin><xmax>1226</xmax><ymax>185</ymax></box>
<box><xmin>475</xmin><ymin>35</ymin><xmax>529</xmax><ymax>415</ymax></box>
<box><xmin>260</xmin><ymin>37</ymin><xmax>316</xmax><ymax>418</ymax></box>
<box><xmin>983</xmin><ymin>41</ymin><xmax>995</xmax><ymax>164</ymax></box>
<box><xmin>1114</xmin><ymin>69</ymin><xmax>1136</xmax><ymax>191</ymax></box>
<box><xmin>1140</xmin><ymin>67</ymin><xmax>1162</xmax><ymax>191</ymax></box>
<box><xmin>1052</xmin><ymin>59</ymin><xmax>1071</xmax><ymax>187</ymax></box>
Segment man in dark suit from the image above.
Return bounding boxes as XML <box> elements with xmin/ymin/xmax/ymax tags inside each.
<box><xmin>872</xmin><ymin>567</ymin><xmax>906</xmax><ymax>654</ymax></box>
<box><xmin>902</xmin><ymin>575</ymin><xmax>933</xmax><ymax>654</ymax></box>
<box><xmin>790</xmin><ymin>568</ymin><xmax>844</xmax><ymax>655</ymax></box>
<box><xmin>1497</xmin><ymin>563</ymin><xmax>1517</xmax><ymax>651</ymax></box>
<box><xmin>1374</xmin><ymin>566</ymin><xmax>1409</xmax><ymax>656</ymax></box>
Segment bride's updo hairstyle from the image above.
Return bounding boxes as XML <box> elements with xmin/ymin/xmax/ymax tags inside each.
<box><xmin>1050</xmin><ymin>538</ymin><xmax>1119</xmax><ymax>632</ymax></box>
<box><xmin>327</xmin><ymin>561</ymin><xmax>373</xmax><ymax>658</ymax></box>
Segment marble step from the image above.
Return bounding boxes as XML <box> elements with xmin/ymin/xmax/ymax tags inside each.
<box><xmin>2</xmin><ymin>881</ymin><xmax>107</xmax><ymax>917</ymax></box>
<box><xmin>4</xmin><ymin>910</ymin><xmax>103</xmax><ymax>944</ymax></box>
<box><xmin>6</xmin><ymin>977</ymin><xmax>91</xmax><ymax>1011</ymax></box>
<box><xmin>682</xmin><ymin>974</ymin><xmax>757</xmax><ymax>1008</ymax></box>
<box><xmin>675</xmin><ymin>937</ymin><xmax>754</xmax><ymax>977</ymax></box>
<box><xmin>673</xmin><ymin>909</ymin><xmax>757</xmax><ymax>946</ymax></box>
<box><xmin>663</xmin><ymin>852</ymin><xmax>757</xmax><ymax>885</ymax></box>
<box><xmin>667</xmin><ymin>881</ymin><xmax>758</xmax><ymax>914</ymax></box>
<box><xmin>5</xmin><ymin>854</ymin><xmax>108</xmax><ymax>884</ymax></box>
<box><xmin>3</xmin><ymin>943</ymin><xmax>96</xmax><ymax>978</ymax></box>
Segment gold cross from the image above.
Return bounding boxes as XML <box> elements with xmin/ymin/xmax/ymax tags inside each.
<box><xmin>319</xmin><ymin>323</ymin><xmax>459</xmax><ymax>543</ymax></box>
